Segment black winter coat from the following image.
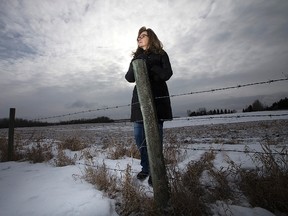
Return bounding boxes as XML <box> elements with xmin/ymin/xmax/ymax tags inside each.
<box><xmin>125</xmin><ymin>51</ymin><xmax>173</xmax><ymax>122</ymax></box>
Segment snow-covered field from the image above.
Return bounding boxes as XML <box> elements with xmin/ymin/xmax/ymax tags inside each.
<box><xmin>0</xmin><ymin>111</ymin><xmax>287</xmax><ymax>216</ymax></box>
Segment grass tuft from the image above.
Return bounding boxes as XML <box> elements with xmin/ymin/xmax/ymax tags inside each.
<box><xmin>60</xmin><ymin>137</ymin><xmax>87</xmax><ymax>151</ymax></box>
<box><xmin>53</xmin><ymin>147</ymin><xmax>76</xmax><ymax>167</ymax></box>
<box><xmin>83</xmin><ymin>161</ymin><xmax>119</xmax><ymax>198</ymax></box>
<box><xmin>102</xmin><ymin>136</ymin><xmax>140</xmax><ymax>160</ymax></box>
<box><xmin>239</xmin><ymin>143</ymin><xmax>288</xmax><ymax>213</ymax></box>
<box><xmin>0</xmin><ymin>136</ymin><xmax>8</xmax><ymax>161</ymax></box>
<box><xmin>26</xmin><ymin>142</ymin><xmax>53</xmax><ymax>163</ymax></box>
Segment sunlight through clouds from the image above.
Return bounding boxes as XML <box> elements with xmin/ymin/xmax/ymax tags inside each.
<box><xmin>0</xmin><ymin>0</ymin><xmax>287</xmax><ymax>119</ymax></box>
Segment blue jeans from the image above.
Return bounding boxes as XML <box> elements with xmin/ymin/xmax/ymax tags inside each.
<box><xmin>133</xmin><ymin>121</ymin><xmax>163</xmax><ymax>173</ymax></box>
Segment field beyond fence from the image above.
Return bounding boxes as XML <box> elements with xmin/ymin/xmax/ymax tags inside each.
<box><xmin>0</xmin><ymin>111</ymin><xmax>288</xmax><ymax>215</ymax></box>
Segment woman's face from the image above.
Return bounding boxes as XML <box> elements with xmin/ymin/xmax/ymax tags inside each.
<box><xmin>137</xmin><ymin>31</ymin><xmax>149</xmax><ymax>50</ymax></box>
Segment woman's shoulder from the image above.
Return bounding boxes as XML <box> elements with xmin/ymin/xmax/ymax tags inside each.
<box><xmin>157</xmin><ymin>49</ymin><xmax>167</xmax><ymax>54</ymax></box>
<box><xmin>149</xmin><ymin>50</ymin><xmax>168</xmax><ymax>57</ymax></box>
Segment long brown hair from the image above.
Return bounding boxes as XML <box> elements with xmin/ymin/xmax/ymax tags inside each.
<box><xmin>132</xmin><ymin>26</ymin><xmax>164</xmax><ymax>58</ymax></box>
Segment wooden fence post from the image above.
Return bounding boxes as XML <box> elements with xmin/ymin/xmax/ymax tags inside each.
<box><xmin>8</xmin><ymin>108</ymin><xmax>16</xmax><ymax>161</ymax></box>
<box><xmin>132</xmin><ymin>59</ymin><xmax>170</xmax><ymax>212</ymax></box>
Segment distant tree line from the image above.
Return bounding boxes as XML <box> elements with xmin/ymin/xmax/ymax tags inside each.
<box><xmin>243</xmin><ymin>97</ymin><xmax>288</xmax><ymax>112</ymax></box>
<box><xmin>187</xmin><ymin>97</ymin><xmax>288</xmax><ymax>117</ymax></box>
<box><xmin>0</xmin><ymin>118</ymin><xmax>50</xmax><ymax>128</ymax></box>
<box><xmin>187</xmin><ymin>108</ymin><xmax>236</xmax><ymax>117</ymax></box>
<box><xmin>0</xmin><ymin>116</ymin><xmax>114</xmax><ymax>129</ymax></box>
<box><xmin>59</xmin><ymin>116</ymin><xmax>114</xmax><ymax>125</ymax></box>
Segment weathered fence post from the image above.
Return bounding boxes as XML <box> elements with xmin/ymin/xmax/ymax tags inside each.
<box><xmin>8</xmin><ymin>108</ymin><xmax>16</xmax><ymax>161</ymax></box>
<box><xmin>132</xmin><ymin>59</ymin><xmax>170</xmax><ymax>211</ymax></box>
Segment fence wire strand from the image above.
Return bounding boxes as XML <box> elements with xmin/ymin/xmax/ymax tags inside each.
<box><xmin>34</xmin><ymin>77</ymin><xmax>288</xmax><ymax>121</ymax></box>
<box><xmin>75</xmin><ymin>146</ymin><xmax>287</xmax><ymax>174</ymax></box>
<box><xmin>171</xmin><ymin>113</ymin><xmax>288</xmax><ymax>122</ymax></box>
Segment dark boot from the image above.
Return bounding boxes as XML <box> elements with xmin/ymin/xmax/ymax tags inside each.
<box><xmin>148</xmin><ymin>175</ymin><xmax>153</xmax><ymax>187</ymax></box>
<box><xmin>137</xmin><ymin>171</ymin><xmax>149</xmax><ymax>180</ymax></box>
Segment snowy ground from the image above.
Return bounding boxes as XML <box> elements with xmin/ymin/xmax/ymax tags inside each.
<box><xmin>0</xmin><ymin>110</ymin><xmax>287</xmax><ymax>216</ymax></box>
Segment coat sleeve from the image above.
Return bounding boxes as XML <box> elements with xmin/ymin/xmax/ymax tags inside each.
<box><xmin>125</xmin><ymin>61</ymin><xmax>135</xmax><ymax>83</ymax></box>
<box><xmin>150</xmin><ymin>52</ymin><xmax>173</xmax><ymax>81</ymax></box>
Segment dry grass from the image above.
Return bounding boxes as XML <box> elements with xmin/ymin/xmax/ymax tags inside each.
<box><xmin>164</xmin><ymin>134</ymin><xmax>186</xmax><ymax>165</ymax></box>
<box><xmin>238</xmin><ymin>143</ymin><xmax>288</xmax><ymax>214</ymax></box>
<box><xmin>102</xmin><ymin>136</ymin><xmax>140</xmax><ymax>160</ymax></box>
<box><xmin>53</xmin><ymin>137</ymin><xmax>87</xmax><ymax>167</ymax></box>
<box><xmin>118</xmin><ymin>164</ymin><xmax>156</xmax><ymax>215</ymax></box>
<box><xmin>82</xmin><ymin>139</ymin><xmax>288</xmax><ymax>215</ymax></box>
<box><xmin>0</xmin><ymin>134</ymin><xmax>29</xmax><ymax>161</ymax></box>
<box><xmin>83</xmin><ymin>161</ymin><xmax>119</xmax><ymax>199</ymax></box>
<box><xmin>0</xmin><ymin>136</ymin><xmax>8</xmax><ymax>161</ymax></box>
<box><xmin>53</xmin><ymin>147</ymin><xmax>76</xmax><ymax>167</ymax></box>
<box><xmin>169</xmin><ymin>151</ymin><xmax>218</xmax><ymax>215</ymax></box>
<box><xmin>82</xmin><ymin>161</ymin><xmax>160</xmax><ymax>215</ymax></box>
<box><xmin>168</xmin><ymin>164</ymin><xmax>207</xmax><ymax>215</ymax></box>
<box><xmin>60</xmin><ymin>136</ymin><xmax>87</xmax><ymax>151</ymax></box>
<box><xmin>26</xmin><ymin>142</ymin><xmax>53</xmax><ymax>163</ymax></box>
<box><xmin>118</xmin><ymin>151</ymin><xmax>218</xmax><ymax>215</ymax></box>
<box><xmin>1</xmin><ymin>120</ymin><xmax>287</xmax><ymax>215</ymax></box>
<box><xmin>205</xmin><ymin>168</ymin><xmax>232</xmax><ymax>203</ymax></box>
<box><xmin>240</xmin><ymin>170</ymin><xmax>288</xmax><ymax>213</ymax></box>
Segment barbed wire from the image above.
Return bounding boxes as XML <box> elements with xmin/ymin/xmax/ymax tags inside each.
<box><xmin>172</xmin><ymin>146</ymin><xmax>288</xmax><ymax>155</ymax></box>
<box><xmin>75</xmin><ymin>146</ymin><xmax>287</xmax><ymax>174</ymax></box>
<box><xmin>34</xmin><ymin>77</ymin><xmax>288</xmax><ymax>121</ymax></box>
<box><xmin>76</xmin><ymin>161</ymin><xmax>130</xmax><ymax>173</ymax></box>
<box><xmin>168</xmin><ymin>77</ymin><xmax>288</xmax><ymax>98</ymax></box>
<box><xmin>171</xmin><ymin>113</ymin><xmax>288</xmax><ymax>122</ymax></box>
<box><xmin>74</xmin><ymin>161</ymin><xmax>258</xmax><ymax>195</ymax></box>
<box><xmin>34</xmin><ymin>104</ymin><xmax>131</xmax><ymax>121</ymax></box>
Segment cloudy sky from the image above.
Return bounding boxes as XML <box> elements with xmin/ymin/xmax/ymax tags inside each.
<box><xmin>1</xmin><ymin>0</ymin><xmax>288</xmax><ymax>121</ymax></box>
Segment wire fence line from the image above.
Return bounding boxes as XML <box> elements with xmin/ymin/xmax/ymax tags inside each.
<box><xmin>34</xmin><ymin>104</ymin><xmax>131</xmax><ymax>121</ymax></box>
<box><xmin>33</xmin><ymin>77</ymin><xmax>288</xmax><ymax>121</ymax></box>
<box><xmin>75</xmin><ymin>145</ymin><xmax>287</xmax><ymax>174</ymax></box>
<box><xmin>166</xmin><ymin>113</ymin><xmax>288</xmax><ymax>124</ymax></box>
<box><xmin>167</xmin><ymin>77</ymin><xmax>288</xmax><ymax>98</ymax></box>
<box><xmin>171</xmin><ymin>146</ymin><xmax>288</xmax><ymax>155</ymax></box>
<box><xmin>75</xmin><ymin>158</ymin><xmax>283</xmax><ymax>196</ymax></box>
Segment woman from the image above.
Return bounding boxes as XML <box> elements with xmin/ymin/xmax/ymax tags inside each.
<box><xmin>125</xmin><ymin>26</ymin><xmax>173</xmax><ymax>186</ymax></box>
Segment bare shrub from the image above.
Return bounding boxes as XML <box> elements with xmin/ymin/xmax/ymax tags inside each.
<box><xmin>126</xmin><ymin>141</ymin><xmax>140</xmax><ymax>159</ymax></box>
<box><xmin>117</xmin><ymin>164</ymin><xmax>160</xmax><ymax>215</ymax></box>
<box><xmin>170</xmin><ymin>185</ymin><xmax>207</xmax><ymax>216</ymax></box>
<box><xmin>239</xmin><ymin>143</ymin><xmax>288</xmax><ymax>213</ymax></box>
<box><xmin>0</xmin><ymin>135</ymin><xmax>27</xmax><ymax>161</ymax></box>
<box><xmin>240</xmin><ymin>170</ymin><xmax>288</xmax><ymax>213</ymax></box>
<box><xmin>205</xmin><ymin>168</ymin><xmax>232</xmax><ymax>202</ymax></box>
<box><xmin>164</xmin><ymin>134</ymin><xmax>186</xmax><ymax>165</ymax></box>
<box><xmin>108</xmin><ymin>145</ymin><xmax>127</xmax><ymax>160</ymax></box>
<box><xmin>60</xmin><ymin>137</ymin><xmax>86</xmax><ymax>151</ymax></box>
<box><xmin>166</xmin><ymin>151</ymin><xmax>217</xmax><ymax>215</ymax></box>
<box><xmin>83</xmin><ymin>161</ymin><xmax>159</xmax><ymax>215</ymax></box>
<box><xmin>103</xmin><ymin>137</ymin><xmax>140</xmax><ymax>160</ymax></box>
<box><xmin>0</xmin><ymin>137</ymin><xmax>8</xmax><ymax>161</ymax></box>
<box><xmin>119</xmin><ymin>164</ymin><xmax>146</xmax><ymax>214</ymax></box>
<box><xmin>166</xmin><ymin>150</ymin><xmax>237</xmax><ymax>215</ymax></box>
<box><xmin>26</xmin><ymin>142</ymin><xmax>53</xmax><ymax>163</ymax></box>
<box><xmin>83</xmin><ymin>161</ymin><xmax>118</xmax><ymax>198</ymax></box>
<box><xmin>80</xmin><ymin>148</ymin><xmax>94</xmax><ymax>161</ymax></box>
<box><xmin>54</xmin><ymin>148</ymin><xmax>76</xmax><ymax>167</ymax></box>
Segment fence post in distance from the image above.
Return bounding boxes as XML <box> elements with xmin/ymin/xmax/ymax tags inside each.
<box><xmin>8</xmin><ymin>108</ymin><xmax>16</xmax><ymax>161</ymax></box>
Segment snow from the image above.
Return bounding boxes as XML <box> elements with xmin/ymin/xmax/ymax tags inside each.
<box><xmin>0</xmin><ymin>110</ymin><xmax>287</xmax><ymax>216</ymax></box>
<box><xmin>0</xmin><ymin>162</ymin><xmax>117</xmax><ymax>216</ymax></box>
<box><xmin>211</xmin><ymin>202</ymin><xmax>276</xmax><ymax>216</ymax></box>
<box><xmin>165</xmin><ymin>110</ymin><xmax>288</xmax><ymax>128</ymax></box>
